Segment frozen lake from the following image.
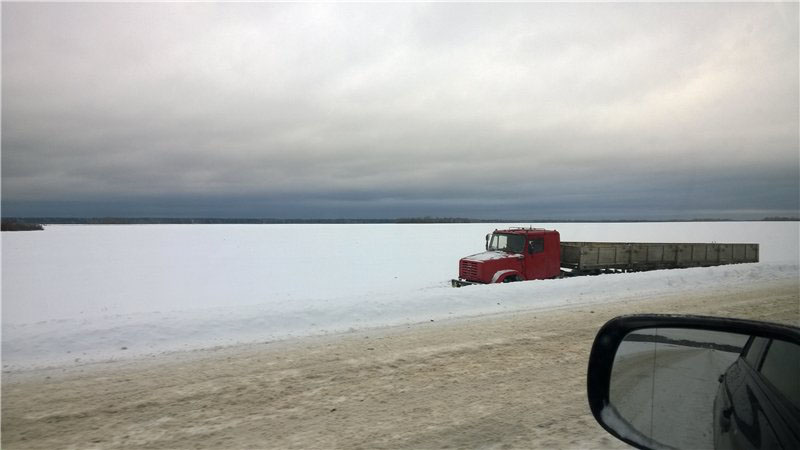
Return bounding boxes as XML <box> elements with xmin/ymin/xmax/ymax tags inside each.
<box><xmin>4</xmin><ymin>222</ymin><xmax>798</xmax><ymax>324</ymax></box>
<box><xmin>2</xmin><ymin>222</ymin><xmax>798</xmax><ymax>369</ymax></box>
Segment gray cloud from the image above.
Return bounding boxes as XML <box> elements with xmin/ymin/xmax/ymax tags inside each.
<box><xmin>2</xmin><ymin>2</ymin><xmax>798</xmax><ymax>219</ymax></box>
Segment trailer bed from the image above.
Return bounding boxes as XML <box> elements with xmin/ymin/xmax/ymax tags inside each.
<box><xmin>560</xmin><ymin>241</ymin><xmax>759</xmax><ymax>274</ymax></box>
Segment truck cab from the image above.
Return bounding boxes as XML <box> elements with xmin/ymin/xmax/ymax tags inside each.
<box><xmin>452</xmin><ymin>228</ymin><xmax>561</xmax><ymax>286</ymax></box>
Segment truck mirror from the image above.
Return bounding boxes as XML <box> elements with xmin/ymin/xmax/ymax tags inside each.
<box><xmin>485</xmin><ymin>234</ymin><xmax>490</xmax><ymax>250</ymax></box>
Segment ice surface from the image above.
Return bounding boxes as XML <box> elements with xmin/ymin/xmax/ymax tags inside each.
<box><xmin>2</xmin><ymin>222</ymin><xmax>798</xmax><ymax>371</ymax></box>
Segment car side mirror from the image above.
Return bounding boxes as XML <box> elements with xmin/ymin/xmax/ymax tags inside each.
<box><xmin>587</xmin><ymin>315</ymin><xmax>800</xmax><ymax>450</ymax></box>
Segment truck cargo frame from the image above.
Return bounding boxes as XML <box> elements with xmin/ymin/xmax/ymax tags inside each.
<box><xmin>560</xmin><ymin>241</ymin><xmax>759</xmax><ymax>275</ymax></box>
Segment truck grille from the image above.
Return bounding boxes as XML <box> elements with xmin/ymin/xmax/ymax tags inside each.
<box><xmin>460</xmin><ymin>260</ymin><xmax>480</xmax><ymax>280</ymax></box>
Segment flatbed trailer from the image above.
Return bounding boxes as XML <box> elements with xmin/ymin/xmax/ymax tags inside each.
<box><xmin>560</xmin><ymin>241</ymin><xmax>759</xmax><ymax>275</ymax></box>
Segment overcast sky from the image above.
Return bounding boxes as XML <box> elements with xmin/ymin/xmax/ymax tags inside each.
<box><xmin>2</xmin><ymin>2</ymin><xmax>798</xmax><ymax>219</ymax></box>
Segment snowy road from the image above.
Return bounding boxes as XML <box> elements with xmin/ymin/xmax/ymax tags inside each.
<box><xmin>2</xmin><ymin>277</ymin><xmax>797</xmax><ymax>450</ymax></box>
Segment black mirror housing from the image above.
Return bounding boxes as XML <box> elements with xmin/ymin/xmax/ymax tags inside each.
<box><xmin>587</xmin><ymin>314</ymin><xmax>800</xmax><ymax>450</ymax></box>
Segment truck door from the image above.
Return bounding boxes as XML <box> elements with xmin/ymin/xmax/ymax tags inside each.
<box><xmin>526</xmin><ymin>235</ymin><xmax>547</xmax><ymax>280</ymax></box>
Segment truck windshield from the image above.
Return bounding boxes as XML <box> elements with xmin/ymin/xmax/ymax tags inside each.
<box><xmin>488</xmin><ymin>233</ymin><xmax>524</xmax><ymax>253</ymax></box>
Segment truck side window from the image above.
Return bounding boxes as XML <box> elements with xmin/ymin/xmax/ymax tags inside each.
<box><xmin>529</xmin><ymin>238</ymin><xmax>544</xmax><ymax>254</ymax></box>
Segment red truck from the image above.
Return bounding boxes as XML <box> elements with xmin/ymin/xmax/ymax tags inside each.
<box><xmin>451</xmin><ymin>227</ymin><xmax>760</xmax><ymax>287</ymax></box>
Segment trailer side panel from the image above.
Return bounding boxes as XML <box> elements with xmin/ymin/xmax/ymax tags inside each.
<box><xmin>560</xmin><ymin>242</ymin><xmax>758</xmax><ymax>273</ymax></box>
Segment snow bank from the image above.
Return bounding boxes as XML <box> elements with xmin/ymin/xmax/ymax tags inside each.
<box><xmin>2</xmin><ymin>222</ymin><xmax>798</xmax><ymax>371</ymax></box>
<box><xmin>4</xmin><ymin>262</ymin><xmax>797</xmax><ymax>371</ymax></box>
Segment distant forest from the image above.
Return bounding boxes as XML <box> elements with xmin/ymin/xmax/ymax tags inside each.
<box><xmin>2</xmin><ymin>216</ymin><xmax>798</xmax><ymax>228</ymax></box>
<box><xmin>1</xmin><ymin>219</ymin><xmax>44</xmax><ymax>231</ymax></box>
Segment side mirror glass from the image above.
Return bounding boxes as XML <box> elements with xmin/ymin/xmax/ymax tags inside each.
<box><xmin>611</xmin><ymin>328</ymin><xmax>747</xmax><ymax>449</ymax></box>
<box><xmin>588</xmin><ymin>315</ymin><xmax>800</xmax><ymax>450</ymax></box>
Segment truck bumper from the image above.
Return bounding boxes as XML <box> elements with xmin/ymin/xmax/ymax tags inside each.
<box><xmin>451</xmin><ymin>279</ymin><xmax>484</xmax><ymax>288</ymax></box>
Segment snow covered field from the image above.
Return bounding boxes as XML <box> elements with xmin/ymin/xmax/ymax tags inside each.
<box><xmin>2</xmin><ymin>222</ymin><xmax>798</xmax><ymax>370</ymax></box>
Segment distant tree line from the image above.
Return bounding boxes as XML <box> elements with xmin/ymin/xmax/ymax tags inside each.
<box><xmin>762</xmin><ymin>216</ymin><xmax>800</xmax><ymax>221</ymax></box>
<box><xmin>6</xmin><ymin>217</ymin><xmax>489</xmax><ymax>225</ymax></box>
<box><xmin>1</xmin><ymin>219</ymin><xmax>44</xmax><ymax>231</ymax></box>
<box><xmin>3</xmin><ymin>216</ymin><xmax>797</xmax><ymax>226</ymax></box>
<box><xmin>6</xmin><ymin>217</ymin><xmax>402</xmax><ymax>225</ymax></box>
<box><xmin>395</xmin><ymin>217</ymin><xmax>482</xmax><ymax>223</ymax></box>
